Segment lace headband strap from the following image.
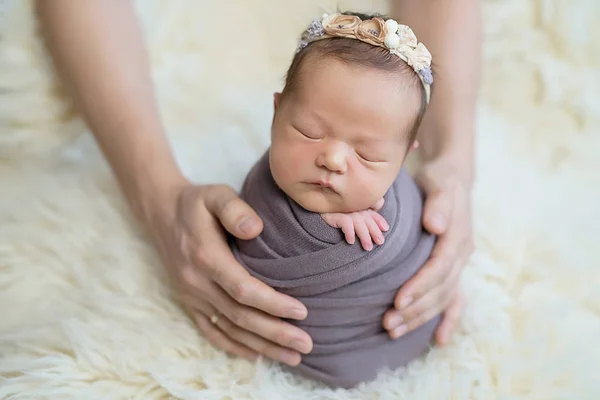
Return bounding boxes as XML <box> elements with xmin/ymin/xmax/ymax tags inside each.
<box><xmin>297</xmin><ymin>13</ymin><xmax>433</xmax><ymax>103</ymax></box>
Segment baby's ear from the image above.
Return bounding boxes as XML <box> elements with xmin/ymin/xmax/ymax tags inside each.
<box><xmin>410</xmin><ymin>140</ymin><xmax>419</xmax><ymax>152</ymax></box>
<box><xmin>273</xmin><ymin>92</ymin><xmax>282</xmax><ymax>110</ymax></box>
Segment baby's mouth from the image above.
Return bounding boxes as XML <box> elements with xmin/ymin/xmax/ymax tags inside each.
<box><xmin>308</xmin><ymin>180</ymin><xmax>339</xmax><ymax>194</ymax></box>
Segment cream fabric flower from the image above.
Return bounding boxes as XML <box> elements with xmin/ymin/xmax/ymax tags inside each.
<box><xmin>396</xmin><ymin>25</ymin><xmax>418</xmax><ymax>48</ymax></box>
<box><xmin>405</xmin><ymin>43</ymin><xmax>432</xmax><ymax>71</ymax></box>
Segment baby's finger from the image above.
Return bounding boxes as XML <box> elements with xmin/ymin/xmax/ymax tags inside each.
<box><xmin>322</xmin><ymin>214</ymin><xmax>355</xmax><ymax>244</ymax></box>
<box><xmin>364</xmin><ymin>213</ymin><xmax>385</xmax><ymax>245</ymax></box>
<box><xmin>338</xmin><ymin>216</ymin><xmax>356</xmax><ymax>244</ymax></box>
<box><xmin>369</xmin><ymin>210</ymin><xmax>389</xmax><ymax>232</ymax></box>
<box><xmin>353</xmin><ymin>215</ymin><xmax>373</xmax><ymax>251</ymax></box>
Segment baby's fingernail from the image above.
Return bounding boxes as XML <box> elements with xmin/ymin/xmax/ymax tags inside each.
<box><xmin>391</xmin><ymin>324</ymin><xmax>408</xmax><ymax>339</ymax></box>
<box><xmin>397</xmin><ymin>296</ymin><xmax>413</xmax><ymax>309</ymax></box>
<box><xmin>383</xmin><ymin>221</ymin><xmax>390</xmax><ymax>231</ymax></box>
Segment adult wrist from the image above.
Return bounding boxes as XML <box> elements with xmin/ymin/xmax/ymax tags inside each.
<box><xmin>124</xmin><ymin>153</ymin><xmax>189</xmax><ymax>226</ymax></box>
<box><xmin>418</xmin><ymin>126</ymin><xmax>475</xmax><ymax>188</ymax></box>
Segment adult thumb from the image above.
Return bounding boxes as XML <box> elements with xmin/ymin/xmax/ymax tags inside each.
<box><xmin>422</xmin><ymin>190</ymin><xmax>451</xmax><ymax>235</ymax></box>
<box><xmin>205</xmin><ymin>185</ymin><xmax>263</xmax><ymax>240</ymax></box>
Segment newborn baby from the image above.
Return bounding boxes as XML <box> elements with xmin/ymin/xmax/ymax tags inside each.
<box><xmin>231</xmin><ymin>12</ymin><xmax>440</xmax><ymax>388</ymax></box>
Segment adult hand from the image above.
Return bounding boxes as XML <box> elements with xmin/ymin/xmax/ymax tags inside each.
<box><xmin>382</xmin><ymin>156</ymin><xmax>474</xmax><ymax>346</ymax></box>
<box><xmin>146</xmin><ymin>182</ymin><xmax>313</xmax><ymax>366</ymax></box>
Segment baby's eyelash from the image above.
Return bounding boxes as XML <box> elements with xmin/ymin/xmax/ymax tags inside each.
<box><xmin>355</xmin><ymin>152</ymin><xmax>369</xmax><ymax>161</ymax></box>
<box><xmin>292</xmin><ymin>125</ymin><xmax>321</xmax><ymax>140</ymax></box>
<box><xmin>355</xmin><ymin>152</ymin><xmax>382</xmax><ymax>163</ymax></box>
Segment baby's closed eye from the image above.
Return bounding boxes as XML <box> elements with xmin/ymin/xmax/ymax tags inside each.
<box><xmin>355</xmin><ymin>150</ymin><xmax>385</xmax><ymax>163</ymax></box>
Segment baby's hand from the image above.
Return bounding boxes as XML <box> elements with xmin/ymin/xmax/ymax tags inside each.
<box><xmin>321</xmin><ymin>199</ymin><xmax>389</xmax><ymax>251</ymax></box>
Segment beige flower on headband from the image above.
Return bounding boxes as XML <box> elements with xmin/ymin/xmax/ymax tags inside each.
<box><xmin>355</xmin><ymin>17</ymin><xmax>387</xmax><ymax>46</ymax></box>
<box><xmin>405</xmin><ymin>42</ymin><xmax>432</xmax><ymax>72</ymax></box>
<box><xmin>322</xmin><ymin>14</ymin><xmax>360</xmax><ymax>37</ymax></box>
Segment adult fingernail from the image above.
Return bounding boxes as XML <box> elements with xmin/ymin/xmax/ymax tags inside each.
<box><xmin>398</xmin><ymin>296</ymin><xmax>413</xmax><ymax>309</ymax></box>
<box><xmin>280</xmin><ymin>350</ymin><xmax>301</xmax><ymax>366</ymax></box>
<box><xmin>288</xmin><ymin>308</ymin><xmax>307</xmax><ymax>320</ymax></box>
<box><xmin>388</xmin><ymin>314</ymin><xmax>403</xmax><ymax>328</ymax></box>
<box><xmin>431</xmin><ymin>213</ymin><xmax>446</xmax><ymax>230</ymax></box>
<box><xmin>391</xmin><ymin>324</ymin><xmax>407</xmax><ymax>339</ymax></box>
<box><xmin>238</xmin><ymin>216</ymin><xmax>256</xmax><ymax>235</ymax></box>
<box><xmin>291</xmin><ymin>339</ymin><xmax>312</xmax><ymax>354</ymax></box>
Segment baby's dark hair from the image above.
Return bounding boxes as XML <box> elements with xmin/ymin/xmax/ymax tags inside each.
<box><xmin>281</xmin><ymin>11</ymin><xmax>429</xmax><ymax>143</ymax></box>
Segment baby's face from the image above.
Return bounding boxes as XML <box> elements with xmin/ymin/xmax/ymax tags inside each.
<box><xmin>270</xmin><ymin>58</ymin><xmax>421</xmax><ymax>214</ymax></box>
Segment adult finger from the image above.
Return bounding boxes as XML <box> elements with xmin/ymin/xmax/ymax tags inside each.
<box><xmin>386</xmin><ymin>251</ymin><xmax>464</xmax><ymax>336</ymax></box>
<box><xmin>204</xmin><ymin>184</ymin><xmax>264</xmax><ymax>240</ymax></box>
<box><xmin>193</xmin><ymin>301</ymin><xmax>303</xmax><ymax>366</ymax></box>
<box><xmin>422</xmin><ymin>189</ymin><xmax>452</xmax><ymax>235</ymax></box>
<box><xmin>434</xmin><ymin>292</ymin><xmax>463</xmax><ymax>346</ymax></box>
<box><xmin>392</xmin><ymin>250</ymin><xmax>454</xmax><ymax>310</ymax></box>
<box><xmin>387</xmin><ymin>283</ymin><xmax>446</xmax><ymax>334</ymax></box>
<box><xmin>191</xmin><ymin>308</ymin><xmax>258</xmax><ymax>360</ymax></box>
<box><xmin>182</xmin><ymin>275</ymin><xmax>312</xmax><ymax>357</ymax></box>
<box><xmin>206</xmin><ymin>281</ymin><xmax>313</xmax><ymax>355</ymax></box>
<box><xmin>432</xmin><ymin>247</ymin><xmax>470</xmax><ymax>343</ymax></box>
<box><xmin>393</xmin><ymin>226</ymin><xmax>463</xmax><ymax>310</ymax></box>
<box><xmin>211</xmin><ymin>308</ymin><xmax>303</xmax><ymax>366</ymax></box>
<box><xmin>390</xmin><ymin>302</ymin><xmax>443</xmax><ymax>339</ymax></box>
<box><xmin>190</xmin><ymin>232</ymin><xmax>308</xmax><ymax>321</ymax></box>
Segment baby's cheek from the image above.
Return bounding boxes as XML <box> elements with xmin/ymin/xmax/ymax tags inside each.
<box><xmin>271</xmin><ymin>145</ymin><xmax>304</xmax><ymax>188</ymax></box>
<box><xmin>347</xmin><ymin>170</ymin><xmax>392</xmax><ymax>209</ymax></box>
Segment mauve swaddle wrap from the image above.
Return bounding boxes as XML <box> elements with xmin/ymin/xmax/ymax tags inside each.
<box><xmin>231</xmin><ymin>151</ymin><xmax>440</xmax><ymax>388</ymax></box>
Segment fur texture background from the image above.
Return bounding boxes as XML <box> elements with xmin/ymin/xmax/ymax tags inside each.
<box><xmin>1</xmin><ymin>0</ymin><xmax>599</xmax><ymax>398</ymax></box>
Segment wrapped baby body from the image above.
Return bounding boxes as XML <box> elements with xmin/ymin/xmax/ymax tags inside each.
<box><xmin>231</xmin><ymin>151</ymin><xmax>440</xmax><ymax>388</ymax></box>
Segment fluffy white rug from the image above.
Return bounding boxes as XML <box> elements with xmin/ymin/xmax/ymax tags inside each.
<box><xmin>1</xmin><ymin>0</ymin><xmax>599</xmax><ymax>399</ymax></box>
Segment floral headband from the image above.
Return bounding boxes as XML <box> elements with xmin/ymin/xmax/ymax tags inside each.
<box><xmin>297</xmin><ymin>13</ymin><xmax>433</xmax><ymax>103</ymax></box>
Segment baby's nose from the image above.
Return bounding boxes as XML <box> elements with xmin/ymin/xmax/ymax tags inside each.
<box><xmin>318</xmin><ymin>143</ymin><xmax>348</xmax><ymax>173</ymax></box>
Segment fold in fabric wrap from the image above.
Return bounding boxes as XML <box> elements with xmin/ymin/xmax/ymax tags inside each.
<box><xmin>231</xmin><ymin>151</ymin><xmax>440</xmax><ymax>388</ymax></box>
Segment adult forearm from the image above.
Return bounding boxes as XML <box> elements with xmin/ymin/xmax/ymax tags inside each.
<box><xmin>392</xmin><ymin>0</ymin><xmax>482</xmax><ymax>181</ymax></box>
<box><xmin>35</xmin><ymin>0</ymin><xmax>185</xmax><ymax>219</ymax></box>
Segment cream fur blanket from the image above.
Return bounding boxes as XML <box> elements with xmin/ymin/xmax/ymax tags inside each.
<box><xmin>1</xmin><ymin>0</ymin><xmax>599</xmax><ymax>399</ymax></box>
